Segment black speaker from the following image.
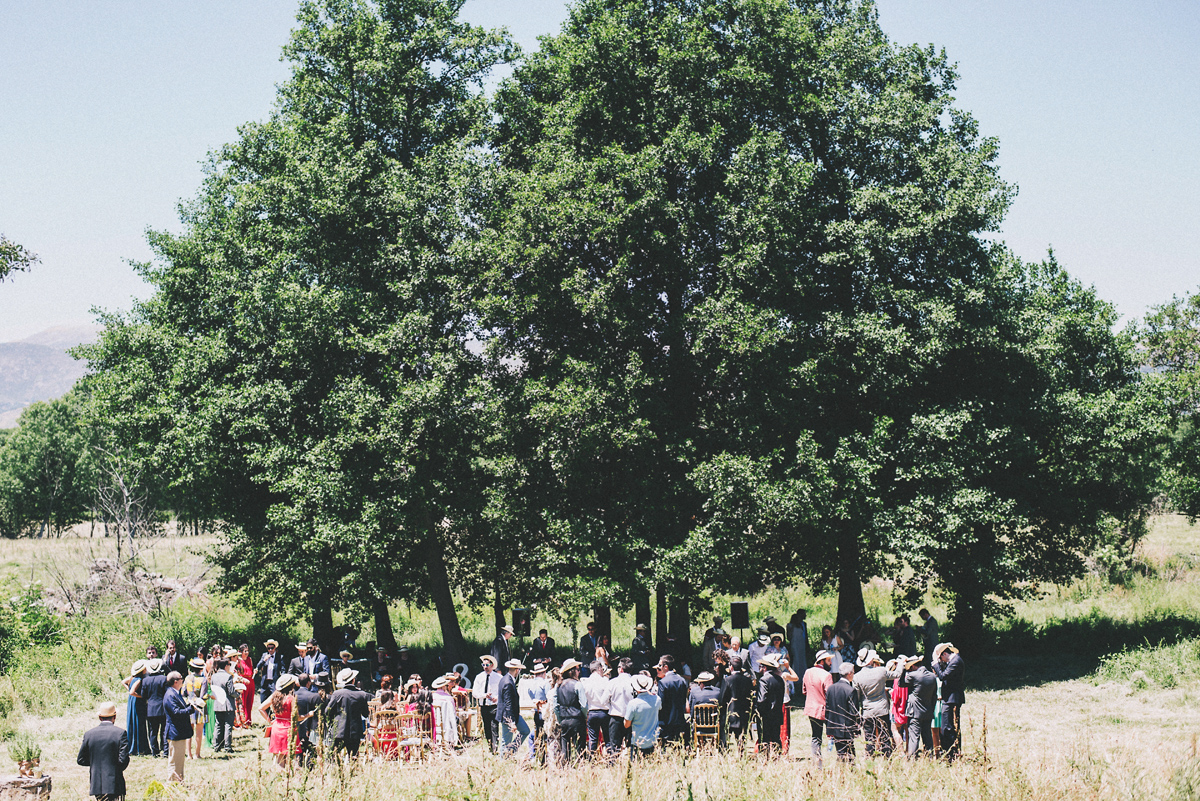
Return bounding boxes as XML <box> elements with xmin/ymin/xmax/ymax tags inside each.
<box><xmin>512</xmin><ymin>607</ymin><xmax>532</xmax><ymax>637</ymax></box>
<box><xmin>729</xmin><ymin>602</ymin><xmax>749</xmax><ymax>630</ymax></box>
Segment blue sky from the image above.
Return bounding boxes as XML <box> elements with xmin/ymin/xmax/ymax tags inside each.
<box><xmin>0</xmin><ymin>0</ymin><xmax>1196</xmax><ymax>341</ymax></box>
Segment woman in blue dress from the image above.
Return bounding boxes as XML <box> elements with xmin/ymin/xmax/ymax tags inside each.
<box><xmin>123</xmin><ymin>659</ymin><xmax>151</xmax><ymax>756</ymax></box>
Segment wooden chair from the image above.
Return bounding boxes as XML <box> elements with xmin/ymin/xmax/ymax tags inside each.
<box><xmin>692</xmin><ymin>704</ymin><xmax>721</xmax><ymax>749</ymax></box>
<box><xmin>371</xmin><ymin>709</ymin><xmax>401</xmax><ymax>760</ymax></box>
<box><xmin>396</xmin><ymin>710</ymin><xmax>435</xmax><ymax>761</ymax></box>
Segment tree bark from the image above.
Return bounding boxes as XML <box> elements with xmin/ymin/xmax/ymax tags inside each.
<box><xmin>373</xmin><ymin>599</ymin><xmax>398</xmax><ymax>653</ymax></box>
<box><xmin>493</xmin><ymin>581</ymin><xmax>506</xmax><ymax>633</ymax></box>
<box><xmin>311</xmin><ymin>601</ymin><xmax>336</xmax><ymax>658</ymax></box>
<box><xmin>593</xmin><ymin>605</ymin><xmax>612</xmax><ymax>639</ymax></box>
<box><xmin>669</xmin><ymin>594</ymin><xmax>690</xmax><ymax>650</ymax></box>
<box><xmin>427</xmin><ymin>533</ymin><xmax>467</xmax><ymax>666</ymax></box>
<box><xmin>655</xmin><ymin>583</ymin><xmax>668</xmax><ymax>650</ymax></box>
<box><xmin>836</xmin><ymin>524</ymin><xmax>866</xmax><ymax>627</ymax></box>
<box><xmin>636</xmin><ymin>590</ymin><xmax>652</xmax><ymax>650</ymax></box>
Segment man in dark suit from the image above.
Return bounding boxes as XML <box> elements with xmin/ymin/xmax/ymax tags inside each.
<box><xmin>754</xmin><ymin>654</ymin><xmax>785</xmax><ymax>757</ymax></box>
<box><xmin>497</xmin><ymin>659</ymin><xmax>531</xmax><ymax>757</ymax></box>
<box><xmin>255</xmin><ymin>639</ymin><xmax>286</xmax><ymax>702</ymax></box>
<box><xmin>579</xmin><ymin>622</ymin><xmax>599</xmax><ymax>678</ymax></box>
<box><xmin>78</xmin><ymin>701</ymin><xmax>129</xmax><ymax>800</ymax></box>
<box><xmin>306</xmin><ymin>639</ymin><xmax>331</xmax><ymax>677</ymax></box>
<box><xmin>631</xmin><ymin>624</ymin><xmax>652</xmax><ymax>673</ymax></box>
<box><xmin>654</xmin><ymin>655</ymin><xmax>689</xmax><ymax>745</ymax></box>
<box><xmin>932</xmin><ymin>642</ymin><xmax>966</xmax><ymax>762</ymax></box>
<box><xmin>295</xmin><ymin>674</ymin><xmax>322</xmax><ymax>763</ymax></box>
<box><xmin>824</xmin><ymin>663</ymin><xmax>860</xmax><ymax>762</ymax></box>
<box><xmin>288</xmin><ymin>642</ymin><xmax>310</xmax><ymax>676</ymax></box>
<box><xmin>161</xmin><ymin>641</ymin><xmax>187</xmax><ymax>679</ymax></box>
<box><xmin>490</xmin><ymin>625</ymin><xmax>514</xmax><ymax>668</ymax></box>
<box><xmin>163</xmin><ymin>672</ymin><xmax>195</xmax><ymax>782</ymax></box>
<box><xmin>529</xmin><ymin>629</ymin><xmax>555</xmax><ymax>668</ymax></box>
<box><xmin>903</xmin><ymin>655</ymin><xmax>937</xmax><ymax>757</ymax></box>
<box><xmin>324</xmin><ymin>668</ymin><xmax>373</xmax><ymax>758</ymax></box>
<box><xmin>140</xmin><ymin>659</ymin><xmax>168</xmax><ymax>758</ymax></box>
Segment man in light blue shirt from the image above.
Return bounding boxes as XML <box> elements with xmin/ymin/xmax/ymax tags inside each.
<box><xmin>624</xmin><ymin>675</ymin><xmax>661</xmax><ymax>758</ymax></box>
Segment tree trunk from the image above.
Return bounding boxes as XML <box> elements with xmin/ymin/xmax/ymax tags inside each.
<box><xmin>836</xmin><ymin>524</ymin><xmax>865</xmax><ymax>627</ymax></box>
<box><xmin>593</xmin><ymin>605</ymin><xmax>612</xmax><ymax>640</ymax></box>
<box><xmin>373</xmin><ymin>599</ymin><xmax>398</xmax><ymax>653</ymax></box>
<box><xmin>493</xmin><ymin>581</ymin><xmax>506</xmax><ymax>634</ymax></box>
<box><xmin>427</xmin><ymin>533</ymin><xmax>467</xmax><ymax>666</ymax></box>
<box><xmin>669</xmin><ymin>594</ymin><xmax>690</xmax><ymax>651</ymax></box>
<box><xmin>950</xmin><ymin>577</ymin><xmax>985</xmax><ymax>657</ymax></box>
<box><xmin>655</xmin><ymin>583</ymin><xmax>668</xmax><ymax>650</ymax></box>
<box><xmin>311</xmin><ymin>601</ymin><xmax>336</xmax><ymax>658</ymax></box>
<box><xmin>636</xmin><ymin>590</ymin><xmax>652</xmax><ymax>650</ymax></box>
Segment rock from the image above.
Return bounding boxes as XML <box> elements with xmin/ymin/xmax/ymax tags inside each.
<box><xmin>0</xmin><ymin>775</ymin><xmax>51</xmax><ymax>800</ymax></box>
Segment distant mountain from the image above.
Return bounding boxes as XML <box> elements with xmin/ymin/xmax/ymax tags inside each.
<box><xmin>0</xmin><ymin>325</ymin><xmax>98</xmax><ymax>428</ymax></box>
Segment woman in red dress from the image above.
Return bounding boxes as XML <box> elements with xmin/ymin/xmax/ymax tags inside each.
<box><xmin>236</xmin><ymin>643</ymin><xmax>256</xmax><ymax>727</ymax></box>
<box><xmin>259</xmin><ymin>673</ymin><xmax>302</xmax><ymax>769</ymax></box>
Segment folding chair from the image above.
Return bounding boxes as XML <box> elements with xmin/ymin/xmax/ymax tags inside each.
<box><xmin>372</xmin><ymin>709</ymin><xmax>400</xmax><ymax>760</ymax></box>
<box><xmin>692</xmin><ymin>704</ymin><xmax>721</xmax><ymax>749</ymax></box>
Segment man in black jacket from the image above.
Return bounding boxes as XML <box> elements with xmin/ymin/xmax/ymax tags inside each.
<box><xmin>161</xmin><ymin>641</ymin><xmax>187</xmax><ymax>679</ymax></box>
<box><xmin>529</xmin><ymin>629</ymin><xmax>555</xmax><ymax>668</ymax></box>
<box><xmin>78</xmin><ymin>701</ymin><xmax>129</xmax><ymax>800</ymax></box>
<box><xmin>825</xmin><ymin>663</ymin><xmax>860</xmax><ymax>762</ymax></box>
<box><xmin>490</xmin><ymin>625</ymin><xmax>514</xmax><ymax>668</ymax></box>
<box><xmin>631</xmin><ymin>624</ymin><xmax>652</xmax><ymax>673</ymax></box>
<box><xmin>933</xmin><ymin>642</ymin><xmax>966</xmax><ymax>762</ymax></box>
<box><xmin>325</xmin><ymin>668</ymin><xmax>372</xmax><ymax>758</ymax></box>
<box><xmin>903</xmin><ymin>655</ymin><xmax>937</xmax><ymax>758</ymax></box>
<box><xmin>721</xmin><ymin>656</ymin><xmax>753</xmax><ymax>753</ymax></box>
<box><xmin>140</xmin><ymin>659</ymin><xmax>168</xmax><ymax>758</ymax></box>
<box><xmin>255</xmin><ymin>640</ymin><xmax>286</xmax><ymax>702</ymax></box>
<box><xmin>295</xmin><ymin>674</ymin><xmax>322</xmax><ymax>763</ymax></box>
<box><xmin>754</xmin><ymin>654</ymin><xmax>785</xmax><ymax>757</ymax></box>
<box><xmin>497</xmin><ymin>659</ymin><xmax>531</xmax><ymax>758</ymax></box>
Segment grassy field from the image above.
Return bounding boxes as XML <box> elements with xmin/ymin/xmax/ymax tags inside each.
<box><xmin>4</xmin><ymin>516</ymin><xmax>1200</xmax><ymax>799</ymax></box>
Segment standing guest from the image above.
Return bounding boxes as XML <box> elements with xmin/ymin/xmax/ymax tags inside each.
<box><xmin>145</xmin><ymin>645</ymin><xmax>159</xmax><ymax>661</ymax></box>
<box><xmin>530</xmin><ymin>629</ymin><xmax>556</xmax><ymax>668</ymax></box>
<box><xmin>141</xmin><ymin>659</ymin><xmax>168</xmax><ymax>759</ymax></box>
<box><xmin>163</xmin><ymin>672</ymin><xmax>194</xmax><ymax>782</ymax></box>
<box><xmin>802</xmin><ymin>650</ymin><xmax>834</xmax><ymax>766</ymax></box>
<box><xmin>236</xmin><ymin>645</ymin><xmax>256</xmax><ymax>728</ymax></box>
<box><xmin>787</xmin><ymin>610</ymin><xmax>809</xmax><ymax>673</ymax></box>
<box><xmin>655</xmin><ymin>655</ymin><xmax>689</xmax><ymax>746</ymax></box>
<box><xmin>825</xmin><ymin>663</ymin><xmax>859</xmax><ymax>762</ymax></box>
<box><xmin>623</xmin><ymin>675</ymin><xmax>661</xmax><ymax>759</ymax></box>
<box><xmin>579</xmin><ymin>622</ymin><xmax>600</xmax><ymax>677</ymax></box>
<box><xmin>918</xmin><ymin>610</ymin><xmax>939</xmax><ymax>664</ymax></box>
<box><xmin>747</xmin><ymin>628</ymin><xmax>771</xmax><ymax>673</ymax></box>
<box><xmin>820</xmin><ymin>626</ymin><xmax>844</xmax><ymax>674</ymax></box>
<box><xmin>754</xmin><ymin>654</ymin><xmax>785</xmax><ymax>758</ymax></box>
<box><xmin>324</xmin><ymin>668</ymin><xmax>372</xmax><ymax>758</ymax></box>
<box><xmin>498</xmin><ymin>659</ymin><xmax>531</xmax><ymax>758</ymax></box>
<box><xmin>255</xmin><ymin>640</ymin><xmax>285</xmax><ymax>703</ymax></box>
<box><xmin>306</xmin><ymin>640</ymin><xmax>331</xmax><ymax>677</ymax></box>
<box><xmin>78</xmin><ymin>701</ymin><xmax>129</xmax><ymax>801</ymax></box>
<box><xmin>162</xmin><ymin>641</ymin><xmax>187</xmax><ymax>678</ymax></box>
<box><xmin>607</xmin><ymin>657</ymin><xmax>636</xmax><ymax>754</ymax></box>
<box><xmin>473</xmin><ymin>655</ymin><xmax>501</xmax><ymax>753</ymax></box>
<box><xmin>182</xmin><ymin>658</ymin><xmax>208</xmax><ymax>759</ymax></box>
<box><xmin>295</xmin><ymin>674</ymin><xmax>322</xmax><ymax>762</ymax></box>
<box><xmin>521</xmin><ymin>663</ymin><xmax>551</xmax><ymax>745</ymax></box>
<box><xmin>725</xmin><ymin>636</ymin><xmax>749</xmax><ymax>666</ymax></box>
<box><xmin>580</xmin><ymin>659</ymin><xmax>613</xmax><ymax>758</ymax></box>
<box><xmin>894</xmin><ymin>616</ymin><xmax>917</xmax><ymax>659</ymax></box>
<box><xmin>260</xmin><ymin>673</ymin><xmax>301</xmax><ymax>769</ymax></box>
<box><xmin>394</xmin><ymin>646</ymin><xmax>415</xmax><ymax>680</ymax></box>
<box><xmin>853</xmin><ymin>648</ymin><xmax>894</xmax><ymax>756</ymax></box>
<box><xmin>123</xmin><ymin>660</ymin><xmax>150</xmax><ymax>757</ymax></box>
<box><xmin>765</xmin><ymin>633</ymin><xmax>788</xmax><ymax>663</ymax></box>
<box><xmin>372</xmin><ymin>647</ymin><xmax>394</xmax><ymax>685</ymax></box>
<box><xmin>491</xmin><ymin>625</ymin><xmax>515</xmax><ymax>669</ymax></box>
<box><xmin>932</xmin><ymin>642</ymin><xmax>965</xmax><ymax>762</ymax></box>
<box><xmin>777</xmin><ymin>656</ymin><xmax>800</xmax><ymax>751</ymax></box>
<box><xmin>721</xmin><ymin>656</ymin><xmax>753</xmax><ymax>752</ymax></box>
<box><xmin>700</xmin><ymin>615</ymin><xmax>726</xmax><ymax>672</ymax></box>
<box><xmin>903</xmin><ymin>655</ymin><xmax>937</xmax><ymax>758</ymax></box>
<box><xmin>887</xmin><ymin>655</ymin><xmax>910</xmax><ymax>747</ymax></box>
<box><xmin>764</xmin><ymin>616</ymin><xmax>786</xmax><ymax>638</ymax></box>
<box><xmin>631</xmin><ymin>624</ymin><xmax>653</xmax><ymax>673</ymax></box>
<box><xmin>287</xmin><ymin>642</ymin><xmax>309</xmax><ymax>676</ymax></box>
<box><xmin>209</xmin><ymin>658</ymin><xmax>237</xmax><ymax>753</ymax></box>
<box><xmin>554</xmin><ymin>659</ymin><xmax>587</xmax><ymax>764</ymax></box>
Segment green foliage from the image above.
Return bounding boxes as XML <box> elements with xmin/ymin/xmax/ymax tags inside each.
<box><xmin>0</xmin><ymin>234</ymin><xmax>38</xmax><ymax>282</ymax></box>
<box><xmin>1092</xmin><ymin>638</ymin><xmax>1200</xmax><ymax>689</ymax></box>
<box><xmin>0</xmin><ymin>582</ymin><xmax>63</xmax><ymax>675</ymax></box>
<box><xmin>5</xmin><ymin>731</ymin><xmax>39</xmax><ymax>763</ymax></box>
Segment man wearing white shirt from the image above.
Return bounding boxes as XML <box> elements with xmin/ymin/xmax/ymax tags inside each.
<box><xmin>472</xmin><ymin>655</ymin><xmax>501</xmax><ymax>753</ymax></box>
<box><xmin>210</xmin><ymin>659</ymin><xmax>237</xmax><ymax>753</ymax></box>
<box><xmin>519</xmin><ymin>663</ymin><xmax>550</xmax><ymax>744</ymax></box>
<box><xmin>606</xmin><ymin>657</ymin><xmax>635</xmax><ymax>755</ymax></box>
<box><xmin>579</xmin><ymin>660</ymin><xmax>612</xmax><ymax>759</ymax></box>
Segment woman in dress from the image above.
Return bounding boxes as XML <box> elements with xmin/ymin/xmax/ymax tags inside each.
<box><xmin>259</xmin><ymin>673</ymin><xmax>302</xmax><ymax>769</ymax></box>
<box><xmin>236</xmin><ymin>644</ymin><xmax>256</xmax><ymax>728</ymax></box>
<box><xmin>820</xmin><ymin>626</ymin><xmax>844</xmax><ymax>673</ymax></box>
<box><xmin>182</xmin><ymin>657</ymin><xmax>209</xmax><ymax>759</ymax></box>
<box><xmin>204</xmin><ymin>642</ymin><xmax>222</xmax><ymax>749</ymax></box>
<box><xmin>123</xmin><ymin>660</ymin><xmax>150</xmax><ymax>756</ymax></box>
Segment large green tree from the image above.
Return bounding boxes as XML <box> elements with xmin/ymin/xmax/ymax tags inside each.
<box><xmin>481</xmin><ymin>0</ymin><xmax>1016</xmax><ymax>632</ymax></box>
<box><xmin>81</xmin><ymin>0</ymin><xmax>512</xmax><ymax>660</ymax></box>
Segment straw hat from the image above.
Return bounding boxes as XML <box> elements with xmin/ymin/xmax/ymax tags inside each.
<box><xmin>97</xmin><ymin>701</ymin><xmax>117</xmax><ymax>717</ymax></box>
<box><xmin>479</xmin><ymin>654</ymin><xmax>497</xmax><ymax>666</ymax></box>
<box><xmin>504</xmin><ymin>659</ymin><xmax>524</xmax><ymax>670</ymax></box>
<box><xmin>560</xmin><ymin>658</ymin><xmax>582</xmax><ymax>673</ymax></box>
<box><xmin>635</xmin><ymin>623</ymin><xmax>648</xmax><ymax>632</ymax></box>
<box><xmin>339</xmin><ymin>650</ymin><xmax>353</xmax><ymax>660</ymax></box>
<box><xmin>431</xmin><ymin>676</ymin><xmax>449</xmax><ymax>690</ymax></box>
<box><xmin>695</xmin><ymin>671</ymin><xmax>715</xmax><ymax>684</ymax></box>
<box><xmin>404</xmin><ymin>678</ymin><xmax>420</xmax><ymax>691</ymax></box>
<box><xmin>131</xmin><ymin>660</ymin><xmax>148</xmax><ymax>677</ymax></box>
<box><xmin>632</xmin><ymin>675</ymin><xmax>653</xmax><ymax>693</ymax></box>
<box><xmin>932</xmin><ymin>642</ymin><xmax>959</xmax><ymax>661</ymax></box>
<box><xmin>276</xmin><ymin>674</ymin><xmax>299</xmax><ymax>692</ymax></box>
<box><xmin>759</xmin><ymin>654</ymin><xmax>780</xmax><ymax>670</ymax></box>
<box><xmin>857</xmin><ymin>648</ymin><xmax>882</xmax><ymax>667</ymax></box>
<box><xmin>500</xmin><ymin>625</ymin><xmax>515</xmax><ymax>635</ymax></box>
<box><xmin>296</xmin><ymin>642</ymin><xmax>309</xmax><ymax>651</ymax></box>
<box><xmin>904</xmin><ymin>654</ymin><xmax>923</xmax><ymax>669</ymax></box>
<box><xmin>147</xmin><ymin>658</ymin><xmax>163</xmax><ymax>674</ymax></box>
<box><xmin>336</xmin><ymin>668</ymin><xmax>358</xmax><ymax>687</ymax></box>
<box><xmin>531</xmin><ymin>663</ymin><xmax>547</xmax><ymax>675</ymax></box>
<box><xmin>814</xmin><ymin>650</ymin><xmax>832</xmax><ymax>664</ymax></box>
<box><xmin>264</xmin><ymin>639</ymin><xmax>279</xmax><ymax>648</ymax></box>
<box><xmin>188</xmin><ymin>657</ymin><xmax>205</xmax><ymax>670</ymax></box>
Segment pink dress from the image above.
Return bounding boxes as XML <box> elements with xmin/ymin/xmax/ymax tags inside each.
<box><xmin>268</xmin><ymin>696</ymin><xmax>298</xmax><ymax>754</ymax></box>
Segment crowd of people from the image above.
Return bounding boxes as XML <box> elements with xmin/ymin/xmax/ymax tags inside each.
<box><xmin>77</xmin><ymin>606</ymin><xmax>964</xmax><ymax>793</ymax></box>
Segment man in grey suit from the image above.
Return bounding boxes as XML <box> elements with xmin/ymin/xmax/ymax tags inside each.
<box><xmin>933</xmin><ymin>642</ymin><xmax>966</xmax><ymax>762</ymax></box>
<box><xmin>78</xmin><ymin>701</ymin><xmax>129</xmax><ymax>801</ymax></box>
<box><xmin>903</xmin><ymin>655</ymin><xmax>937</xmax><ymax>757</ymax></box>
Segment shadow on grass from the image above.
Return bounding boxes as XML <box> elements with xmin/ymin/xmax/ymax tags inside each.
<box><xmin>971</xmin><ymin>610</ymin><xmax>1200</xmax><ymax>690</ymax></box>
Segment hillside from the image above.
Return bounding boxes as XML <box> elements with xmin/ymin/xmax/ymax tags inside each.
<box><xmin>0</xmin><ymin>324</ymin><xmax>97</xmax><ymax>427</ymax></box>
